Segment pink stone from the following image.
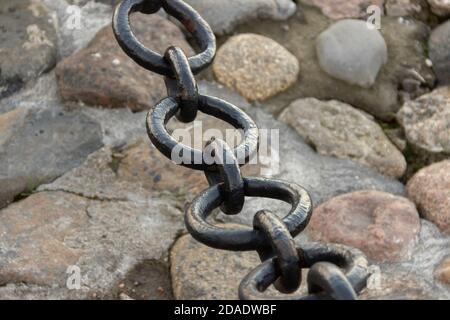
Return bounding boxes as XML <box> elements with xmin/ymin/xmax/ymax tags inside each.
<box><xmin>306</xmin><ymin>190</ymin><xmax>421</xmax><ymax>262</ymax></box>
<box><xmin>407</xmin><ymin>160</ymin><xmax>450</xmax><ymax>233</ymax></box>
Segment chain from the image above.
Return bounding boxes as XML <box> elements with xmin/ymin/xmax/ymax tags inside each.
<box><xmin>113</xmin><ymin>0</ymin><xmax>369</xmax><ymax>300</ymax></box>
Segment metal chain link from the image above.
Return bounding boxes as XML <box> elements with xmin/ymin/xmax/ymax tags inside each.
<box><xmin>113</xmin><ymin>0</ymin><xmax>369</xmax><ymax>300</ymax></box>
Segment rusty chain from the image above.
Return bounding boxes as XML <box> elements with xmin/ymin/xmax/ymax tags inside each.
<box><xmin>113</xmin><ymin>0</ymin><xmax>369</xmax><ymax>300</ymax></box>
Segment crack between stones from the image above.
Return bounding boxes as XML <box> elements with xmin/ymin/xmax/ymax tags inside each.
<box><xmin>37</xmin><ymin>188</ymin><xmax>128</xmax><ymax>203</ymax></box>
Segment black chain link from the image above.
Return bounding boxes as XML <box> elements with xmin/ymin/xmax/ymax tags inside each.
<box><xmin>113</xmin><ymin>0</ymin><xmax>369</xmax><ymax>300</ymax></box>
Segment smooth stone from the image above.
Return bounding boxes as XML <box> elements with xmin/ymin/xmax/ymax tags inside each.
<box><xmin>279</xmin><ymin>98</ymin><xmax>407</xmax><ymax>178</ymax></box>
<box><xmin>213</xmin><ymin>34</ymin><xmax>299</xmax><ymax>101</ymax></box>
<box><xmin>306</xmin><ymin>190</ymin><xmax>421</xmax><ymax>262</ymax></box>
<box><xmin>397</xmin><ymin>87</ymin><xmax>450</xmax><ymax>161</ymax></box>
<box><xmin>0</xmin><ymin>0</ymin><xmax>57</xmax><ymax>98</ymax></box>
<box><xmin>302</xmin><ymin>0</ymin><xmax>384</xmax><ymax>19</ymax></box>
<box><xmin>429</xmin><ymin>20</ymin><xmax>450</xmax><ymax>86</ymax></box>
<box><xmin>316</xmin><ymin>19</ymin><xmax>388</xmax><ymax>89</ymax></box>
<box><xmin>183</xmin><ymin>0</ymin><xmax>297</xmax><ymax>35</ymax></box>
<box><xmin>407</xmin><ymin>160</ymin><xmax>450</xmax><ymax>234</ymax></box>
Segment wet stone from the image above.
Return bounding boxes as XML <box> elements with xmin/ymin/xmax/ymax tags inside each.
<box><xmin>184</xmin><ymin>0</ymin><xmax>297</xmax><ymax>35</ymax></box>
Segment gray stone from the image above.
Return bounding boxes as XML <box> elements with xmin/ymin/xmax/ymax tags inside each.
<box><xmin>80</xmin><ymin>107</ymin><xmax>147</xmax><ymax>148</ymax></box>
<box><xmin>0</xmin><ymin>0</ymin><xmax>57</xmax><ymax>98</ymax></box>
<box><xmin>0</xmin><ymin>71</ymin><xmax>149</xmax><ymax>148</ymax></box>
<box><xmin>183</xmin><ymin>0</ymin><xmax>297</xmax><ymax>35</ymax></box>
<box><xmin>38</xmin><ymin>146</ymin><xmax>146</xmax><ymax>202</ymax></box>
<box><xmin>42</xmin><ymin>0</ymin><xmax>112</xmax><ymax>58</ymax></box>
<box><xmin>397</xmin><ymin>87</ymin><xmax>450</xmax><ymax>161</ymax></box>
<box><xmin>0</xmin><ymin>71</ymin><xmax>62</xmax><ymax>116</ymax></box>
<box><xmin>39</xmin><ymin>143</ymin><xmax>207</xmax><ymax>204</ymax></box>
<box><xmin>316</xmin><ymin>19</ymin><xmax>388</xmax><ymax>89</ymax></box>
<box><xmin>0</xmin><ymin>104</ymin><xmax>103</xmax><ymax>208</ymax></box>
<box><xmin>429</xmin><ymin>20</ymin><xmax>450</xmax><ymax>86</ymax></box>
<box><xmin>279</xmin><ymin>98</ymin><xmax>407</xmax><ymax>178</ymax></box>
<box><xmin>213</xmin><ymin>34</ymin><xmax>299</xmax><ymax>101</ymax></box>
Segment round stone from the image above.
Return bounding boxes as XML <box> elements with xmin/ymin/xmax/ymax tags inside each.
<box><xmin>396</xmin><ymin>87</ymin><xmax>450</xmax><ymax>159</ymax></box>
<box><xmin>213</xmin><ymin>33</ymin><xmax>299</xmax><ymax>101</ymax></box>
<box><xmin>278</xmin><ymin>98</ymin><xmax>407</xmax><ymax>178</ymax></box>
<box><xmin>306</xmin><ymin>190</ymin><xmax>421</xmax><ymax>262</ymax></box>
<box><xmin>316</xmin><ymin>19</ymin><xmax>388</xmax><ymax>88</ymax></box>
<box><xmin>407</xmin><ymin>160</ymin><xmax>450</xmax><ymax>233</ymax></box>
